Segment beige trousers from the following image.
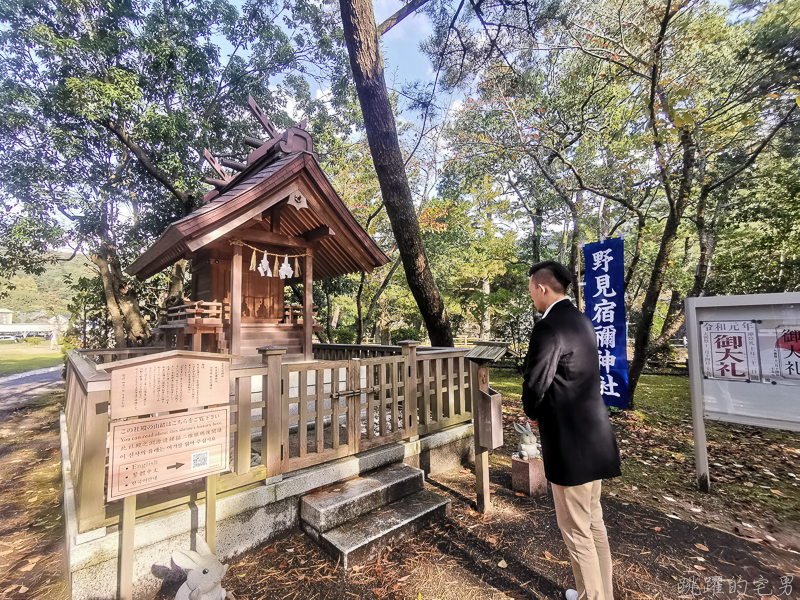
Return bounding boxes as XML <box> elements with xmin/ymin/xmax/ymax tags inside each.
<box><xmin>551</xmin><ymin>480</ymin><xmax>614</xmax><ymax>600</ymax></box>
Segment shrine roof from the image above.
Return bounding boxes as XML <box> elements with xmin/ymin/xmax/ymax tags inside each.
<box><xmin>127</xmin><ymin>149</ymin><xmax>389</xmax><ymax>281</ymax></box>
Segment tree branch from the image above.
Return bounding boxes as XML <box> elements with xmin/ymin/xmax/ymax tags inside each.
<box><xmin>378</xmin><ymin>0</ymin><xmax>432</xmax><ymax>35</ymax></box>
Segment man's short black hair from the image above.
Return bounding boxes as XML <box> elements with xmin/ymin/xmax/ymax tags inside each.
<box><xmin>528</xmin><ymin>260</ymin><xmax>573</xmax><ymax>294</ymax></box>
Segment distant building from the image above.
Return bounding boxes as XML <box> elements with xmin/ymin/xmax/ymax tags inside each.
<box><xmin>0</xmin><ymin>308</ymin><xmax>12</xmax><ymax>325</ymax></box>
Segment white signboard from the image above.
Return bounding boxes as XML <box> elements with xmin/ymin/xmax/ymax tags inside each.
<box><xmin>687</xmin><ymin>293</ymin><xmax>800</xmax><ymax>432</ymax></box>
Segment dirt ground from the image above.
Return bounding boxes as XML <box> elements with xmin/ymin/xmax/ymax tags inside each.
<box><xmin>1</xmin><ymin>372</ymin><xmax>799</xmax><ymax>600</ymax></box>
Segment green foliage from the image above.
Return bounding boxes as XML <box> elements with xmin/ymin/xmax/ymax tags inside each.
<box><xmin>390</xmin><ymin>326</ymin><xmax>420</xmax><ymax>345</ymax></box>
<box><xmin>334</xmin><ymin>327</ymin><xmax>356</xmax><ymax>345</ymax></box>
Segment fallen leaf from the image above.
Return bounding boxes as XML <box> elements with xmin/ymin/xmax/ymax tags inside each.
<box><xmin>27</xmin><ymin>496</ymin><xmax>38</xmax><ymax>503</ymax></box>
<box><xmin>654</xmin><ymin>527</ymin><xmax>662</xmax><ymax>532</ymax></box>
<box><xmin>543</xmin><ymin>551</ymin><xmax>556</xmax><ymax>560</ymax></box>
<box><xmin>18</xmin><ymin>586</ymin><xmax>28</xmax><ymax>594</ymax></box>
<box><xmin>771</xmin><ymin>489</ymin><xmax>789</xmax><ymax>498</ymax></box>
<box><xmin>765</xmin><ymin>535</ymin><xmax>777</xmax><ymax>542</ymax></box>
<box><xmin>19</xmin><ymin>564</ymin><xmax>34</xmax><ymax>572</ymax></box>
<box><xmin>515</xmin><ymin>492</ymin><xmax>525</xmax><ymax>497</ymax></box>
<box><xmin>375</xmin><ymin>566</ymin><xmax>384</xmax><ymax>574</ymax></box>
<box><xmin>695</xmin><ymin>544</ymin><xmax>709</xmax><ymax>552</ymax></box>
<box><xmin>397</xmin><ymin>575</ymin><xmax>410</xmax><ymax>582</ymax></box>
<box><xmin>498</xmin><ymin>559</ymin><xmax>508</xmax><ymax>568</ymax></box>
<box><xmin>666</xmin><ymin>514</ymin><xmax>680</xmax><ymax>520</ymax></box>
<box><xmin>278</xmin><ymin>562</ymin><xmax>287</xmax><ymax>569</ymax></box>
<box><xmin>694</xmin><ymin>565</ymin><xmax>706</xmax><ymax>571</ymax></box>
<box><xmin>663</xmin><ymin>496</ymin><xmax>676</xmax><ymax>502</ymax></box>
<box><xmin>263</xmin><ymin>547</ymin><xmax>276</xmax><ymax>555</ymax></box>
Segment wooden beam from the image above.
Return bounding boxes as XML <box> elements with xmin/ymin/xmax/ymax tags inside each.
<box><xmin>247</xmin><ymin>94</ymin><xmax>280</xmax><ymax>139</ymax></box>
<box><xmin>185</xmin><ymin>183</ymin><xmax>301</xmax><ymax>252</ymax></box>
<box><xmin>303</xmin><ymin>249</ymin><xmax>313</xmax><ymax>360</ymax></box>
<box><xmin>234</xmin><ymin>228</ymin><xmax>309</xmax><ymax>249</ymax></box>
<box><xmin>221</xmin><ymin>158</ymin><xmax>247</xmax><ymax>171</ymax></box>
<box><xmin>303</xmin><ymin>225</ymin><xmax>334</xmax><ymax>244</ymax></box>
<box><xmin>243</xmin><ymin>135</ymin><xmax>264</xmax><ymax>148</ymax></box>
<box><xmin>230</xmin><ymin>245</ymin><xmax>242</xmax><ymax>355</ymax></box>
<box><xmin>271</xmin><ymin>207</ymin><xmax>281</xmax><ymax>233</ymax></box>
<box><xmin>203</xmin><ymin>177</ymin><xmax>228</xmax><ymax>189</ymax></box>
<box><xmin>203</xmin><ymin>149</ymin><xmax>232</xmax><ymax>181</ymax></box>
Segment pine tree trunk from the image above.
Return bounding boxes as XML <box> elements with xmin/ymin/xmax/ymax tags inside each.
<box><xmin>338</xmin><ymin>0</ymin><xmax>453</xmax><ymax>347</ymax></box>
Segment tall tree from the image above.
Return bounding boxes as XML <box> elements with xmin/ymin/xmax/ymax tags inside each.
<box><xmin>337</xmin><ymin>0</ymin><xmax>454</xmax><ymax>346</ymax></box>
<box><xmin>0</xmin><ymin>0</ymin><xmax>350</xmax><ymax>346</ymax></box>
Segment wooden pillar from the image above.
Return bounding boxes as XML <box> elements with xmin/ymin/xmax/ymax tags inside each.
<box><xmin>303</xmin><ymin>249</ymin><xmax>313</xmax><ymax>361</ymax></box>
<box><xmin>79</xmin><ymin>389</ymin><xmax>110</xmax><ymax>529</ymax></box>
<box><xmin>260</xmin><ymin>346</ymin><xmax>286</xmax><ymax>479</ymax></box>
<box><xmin>470</xmin><ymin>360</ymin><xmax>491</xmax><ymax>513</ymax></box>
<box><xmin>231</xmin><ymin>245</ymin><xmax>243</xmax><ymax>356</ymax></box>
<box><xmin>400</xmin><ymin>341</ymin><xmax>419</xmax><ymax>439</ymax></box>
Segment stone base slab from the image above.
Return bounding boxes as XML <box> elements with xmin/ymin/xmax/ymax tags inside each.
<box><xmin>512</xmin><ymin>456</ymin><xmax>548</xmax><ymax>496</ymax></box>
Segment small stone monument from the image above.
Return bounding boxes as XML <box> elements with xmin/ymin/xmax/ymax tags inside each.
<box><xmin>511</xmin><ymin>423</ymin><xmax>547</xmax><ymax>496</ymax></box>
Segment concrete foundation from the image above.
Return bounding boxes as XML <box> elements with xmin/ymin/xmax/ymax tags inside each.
<box><xmin>62</xmin><ymin>414</ymin><xmax>474</xmax><ymax>600</ymax></box>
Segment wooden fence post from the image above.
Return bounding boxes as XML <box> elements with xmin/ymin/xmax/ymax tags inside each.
<box><xmin>400</xmin><ymin>341</ymin><xmax>419</xmax><ymax>439</ymax></box>
<box><xmin>470</xmin><ymin>361</ymin><xmax>492</xmax><ymax>513</ymax></box>
<box><xmin>259</xmin><ymin>346</ymin><xmax>286</xmax><ymax>480</ymax></box>
<box><xmin>348</xmin><ymin>359</ymin><xmax>361</xmax><ymax>454</ymax></box>
<box><xmin>234</xmin><ymin>375</ymin><xmax>252</xmax><ymax>475</ymax></box>
<box><xmin>78</xmin><ymin>389</ymin><xmax>110</xmax><ymax>529</ymax></box>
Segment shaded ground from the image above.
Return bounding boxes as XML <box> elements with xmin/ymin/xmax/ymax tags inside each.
<box><xmin>0</xmin><ymin>377</ymin><xmax>66</xmax><ymax>600</ymax></box>
<box><xmin>492</xmin><ymin>371</ymin><xmax>800</xmax><ymax>554</ymax></box>
<box><xmin>2</xmin><ymin>370</ymin><xmax>799</xmax><ymax>600</ymax></box>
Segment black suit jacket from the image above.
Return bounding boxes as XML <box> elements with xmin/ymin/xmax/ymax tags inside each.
<box><xmin>521</xmin><ymin>299</ymin><xmax>621</xmax><ymax>486</ymax></box>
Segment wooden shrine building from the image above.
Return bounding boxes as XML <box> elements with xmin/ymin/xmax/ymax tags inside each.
<box><xmin>127</xmin><ymin>97</ymin><xmax>388</xmax><ymax>360</ymax></box>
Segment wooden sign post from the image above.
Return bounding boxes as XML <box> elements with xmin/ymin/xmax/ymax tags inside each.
<box><xmin>465</xmin><ymin>342</ymin><xmax>509</xmax><ymax>514</ymax></box>
<box><xmin>98</xmin><ymin>351</ymin><xmax>232</xmax><ymax>599</ymax></box>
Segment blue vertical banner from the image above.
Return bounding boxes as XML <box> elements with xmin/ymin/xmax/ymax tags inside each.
<box><xmin>583</xmin><ymin>238</ymin><xmax>629</xmax><ymax>409</ymax></box>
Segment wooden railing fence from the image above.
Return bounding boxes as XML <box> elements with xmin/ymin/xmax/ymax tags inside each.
<box><xmin>64</xmin><ymin>342</ymin><xmax>475</xmax><ymax>534</ymax></box>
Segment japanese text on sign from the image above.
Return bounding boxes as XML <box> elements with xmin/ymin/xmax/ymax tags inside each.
<box><xmin>775</xmin><ymin>326</ymin><xmax>800</xmax><ymax>380</ymax></box>
<box><xmin>583</xmin><ymin>238</ymin><xmax>629</xmax><ymax>409</ymax></box>
<box><xmin>700</xmin><ymin>321</ymin><xmax>761</xmax><ymax>382</ymax></box>
<box><xmin>107</xmin><ymin>355</ymin><xmax>230</xmax><ymax>419</ymax></box>
<box><xmin>108</xmin><ymin>407</ymin><xmax>230</xmax><ymax>501</ymax></box>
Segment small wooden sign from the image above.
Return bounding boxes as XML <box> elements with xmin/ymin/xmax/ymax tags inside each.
<box><xmin>108</xmin><ymin>406</ymin><xmax>230</xmax><ymax>501</ymax></box>
<box><xmin>98</xmin><ymin>351</ymin><xmax>232</xmax><ymax>419</ymax></box>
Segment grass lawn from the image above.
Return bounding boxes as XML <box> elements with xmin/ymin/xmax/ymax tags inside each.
<box><xmin>0</xmin><ymin>341</ymin><xmax>63</xmax><ymax>377</ymax></box>
<box><xmin>490</xmin><ymin>367</ymin><xmax>800</xmax><ymax>551</ymax></box>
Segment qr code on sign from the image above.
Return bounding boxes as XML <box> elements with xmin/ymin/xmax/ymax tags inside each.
<box><xmin>191</xmin><ymin>451</ymin><xmax>209</xmax><ymax>470</ymax></box>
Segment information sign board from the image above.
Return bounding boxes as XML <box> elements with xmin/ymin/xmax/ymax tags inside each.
<box><xmin>108</xmin><ymin>406</ymin><xmax>230</xmax><ymax>501</ymax></box>
<box><xmin>686</xmin><ymin>292</ymin><xmax>800</xmax><ymax>431</ymax></box>
<box><xmin>98</xmin><ymin>351</ymin><xmax>231</xmax><ymax>419</ymax></box>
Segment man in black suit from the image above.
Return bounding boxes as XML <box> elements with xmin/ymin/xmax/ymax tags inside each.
<box><xmin>521</xmin><ymin>261</ymin><xmax>621</xmax><ymax>600</ymax></box>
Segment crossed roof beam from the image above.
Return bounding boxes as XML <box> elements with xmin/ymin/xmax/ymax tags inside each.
<box><xmin>201</xmin><ymin>94</ymin><xmax>312</xmax><ymax>196</ymax></box>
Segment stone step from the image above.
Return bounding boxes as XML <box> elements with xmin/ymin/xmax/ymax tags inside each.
<box><xmin>301</xmin><ymin>463</ymin><xmax>424</xmax><ymax>533</ymax></box>
<box><xmin>305</xmin><ymin>489</ymin><xmax>450</xmax><ymax>569</ymax></box>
